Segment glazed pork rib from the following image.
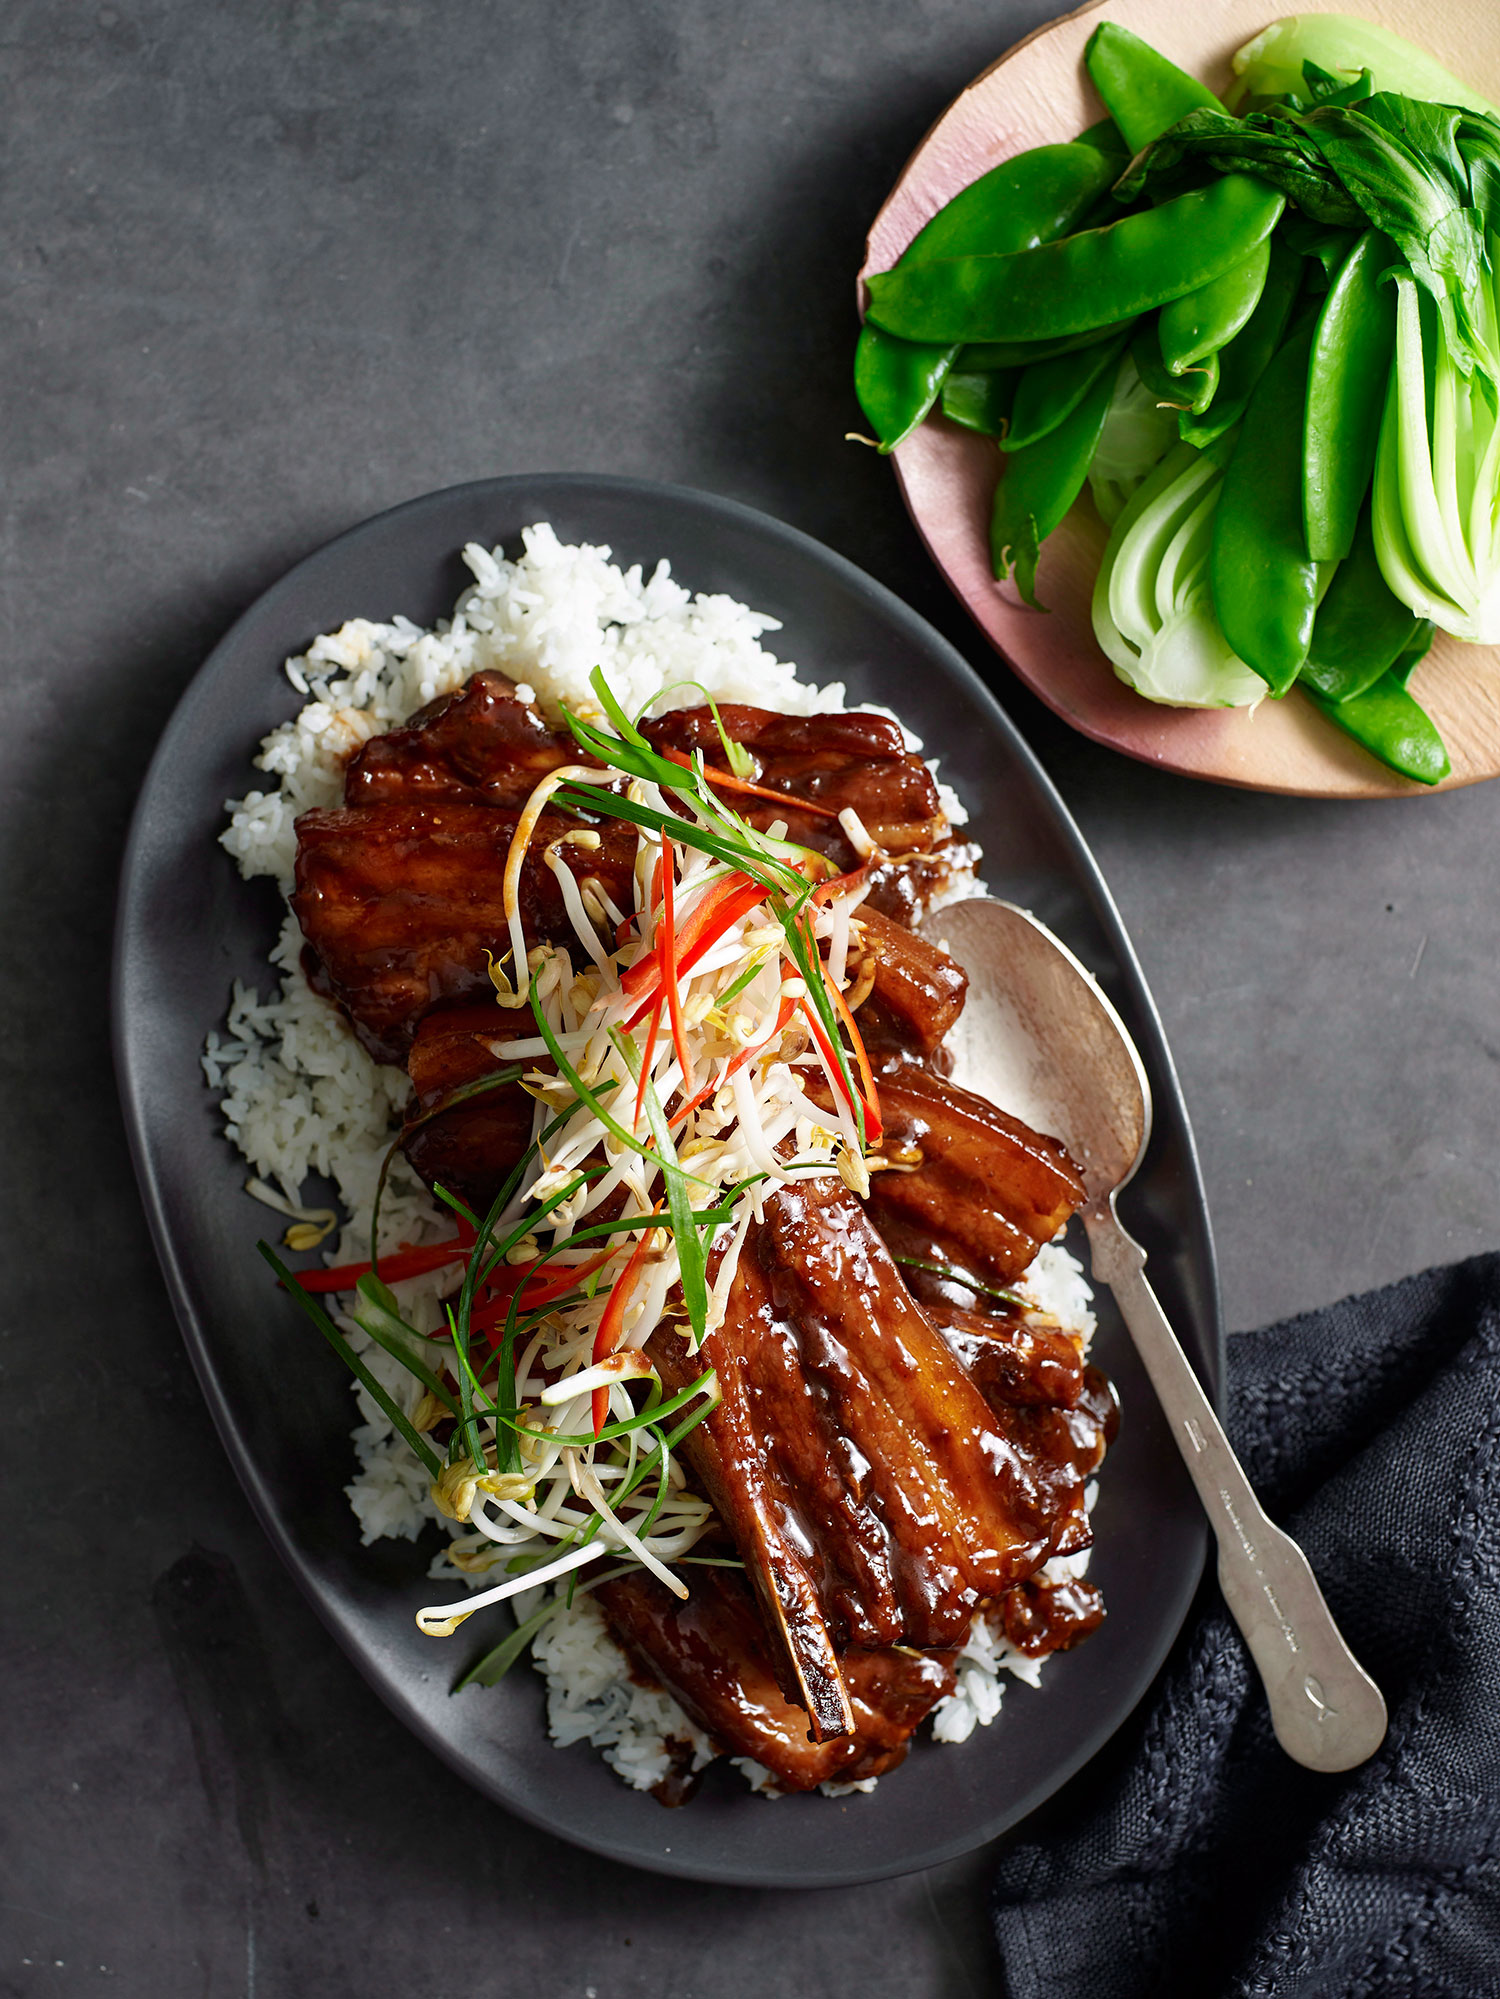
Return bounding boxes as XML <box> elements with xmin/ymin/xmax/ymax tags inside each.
<box><xmin>866</xmin><ymin>1063</ymin><xmax>1086</xmax><ymax>1288</ymax></box>
<box><xmin>594</xmin><ymin>1563</ymin><xmax>958</xmax><ymax>1796</ymax></box>
<box><xmin>647</xmin><ymin>1173</ymin><xmax>1091</xmax><ymax>1740</ymax></box>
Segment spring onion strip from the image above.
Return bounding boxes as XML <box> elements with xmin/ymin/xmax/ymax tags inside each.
<box><xmin>262</xmin><ymin>1244</ymin><xmax>443</xmax><ymax>1477</ymax></box>
<box><xmin>485</xmin><ymin>1367</ymin><xmax>720</xmax><ymax>1448</ymax></box>
<box><xmin>892</xmin><ymin>1255</ymin><xmax>1026</xmax><ymax>1307</ymax></box>
<box><xmin>351</xmin><ymin>1274</ymin><xmax>458</xmax><ymax>1414</ymax></box>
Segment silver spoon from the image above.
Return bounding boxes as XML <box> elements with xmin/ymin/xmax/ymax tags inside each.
<box><xmin>919</xmin><ymin>896</ymin><xmax>1387</xmax><ymax>1773</ymax></box>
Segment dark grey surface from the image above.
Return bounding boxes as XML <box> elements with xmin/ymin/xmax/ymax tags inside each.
<box><xmin>3</xmin><ymin>1</ymin><xmax>1496</xmax><ymax>1992</ymax></box>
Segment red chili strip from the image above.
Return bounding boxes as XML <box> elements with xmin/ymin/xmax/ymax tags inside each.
<box><xmin>590</xmin><ymin>1222</ymin><xmax>658</xmax><ymax>1434</ymax></box>
<box><xmin>623</xmin><ymin>879</ymin><xmax>768</xmax><ymax>1026</ymax></box>
<box><xmin>633</xmin><ymin>989</ymin><xmax>666</xmax><ymax>1129</ymax></box>
<box><xmin>811</xmin><ymin>861</ymin><xmax>875</xmax><ymax>906</ymax></box>
<box><xmin>819</xmin><ymin>960</ymin><xmax>883</xmax><ymax>1141</ymax></box>
<box><xmin>799</xmin><ymin>994</ymin><xmax>882</xmax><ymax>1143</ymax></box>
<box><xmin>466</xmin><ymin>1249</ymin><xmax>615</xmax><ymax>1335</ymax></box>
<box><xmin>659</xmin><ymin>834</ymin><xmax>695</xmax><ymax>1098</ymax></box>
<box><xmin>620</xmin><ymin>868</ymin><xmax>762</xmax><ymax>1002</ymax></box>
<box><xmin>294</xmin><ymin>1237</ymin><xmax>470</xmax><ymax>1293</ymax></box>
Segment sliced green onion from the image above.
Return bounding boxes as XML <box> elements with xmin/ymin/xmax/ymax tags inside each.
<box><xmin>261</xmin><ymin>1243</ymin><xmax>442</xmax><ymax>1478</ymax></box>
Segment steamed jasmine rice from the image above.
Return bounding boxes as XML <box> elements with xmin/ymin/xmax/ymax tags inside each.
<box><xmin>206</xmin><ymin>522</ymin><xmax>1099</xmax><ymax>1797</ymax></box>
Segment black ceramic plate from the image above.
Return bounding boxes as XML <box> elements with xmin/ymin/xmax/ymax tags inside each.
<box><xmin>114</xmin><ymin>474</ymin><xmax>1221</xmax><ymax>1889</ymax></box>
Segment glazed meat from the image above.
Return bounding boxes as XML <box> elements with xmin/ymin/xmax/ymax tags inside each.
<box><xmin>595</xmin><ymin>1564</ymin><xmax>956</xmax><ymax>1796</ymax></box>
<box><xmin>345</xmin><ymin>671</ymin><xmax>575</xmax><ymax>809</ymax></box>
<box><xmin>853</xmin><ymin>906</ymin><xmax>968</xmax><ymax>1058</ymax></box>
<box><xmin>294</xmin><ymin>688</ymin><xmax>965</xmax><ymax>1063</ymax></box>
<box><xmin>1001</xmin><ymin>1574</ymin><xmax>1106</xmax><ymax>1656</ymax></box>
<box><xmin>928</xmin><ymin>1298</ymin><xmax>1088</xmax><ymax>1410</ymax></box>
<box><xmin>866</xmin><ymin>1064</ymin><xmax>1087</xmax><ymax>1288</ymax></box>
<box><xmin>401</xmin><ymin>1004</ymin><xmax>535</xmax><ymax>1214</ymax></box>
<box><xmin>647</xmin><ymin>1174</ymin><xmax>1087</xmax><ymax>1739</ymax></box>
<box><xmin>640</xmin><ymin>704</ymin><xmax>946</xmax><ymax>864</ymax></box>
<box><xmin>292</xmin><ymin>804</ymin><xmax>638</xmax><ymax>1063</ymax></box>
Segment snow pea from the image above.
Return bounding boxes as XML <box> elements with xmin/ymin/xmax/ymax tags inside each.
<box><xmin>1179</xmin><ymin>235</ymin><xmax>1302</xmax><ymax>447</ymax></box>
<box><xmin>957</xmin><ymin>321</ymin><xmax>1134</xmax><ymax>371</ymax></box>
<box><xmin>1303</xmin><ymin>229</ymin><xmax>1398</xmax><ymax>561</ymax></box>
<box><xmin>1389</xmin><ymin>621</ymin><xmax>1435</xmax><ymax>688</ymax></box>
<box><xmin>1158</xmin><ymin>236</ymin><xmax>1270</xmax><ymax>375</ymax></box>
<box><xmin>1084</xmin><ymin>23</ymin><xmax>1221</xmax><ymax>155</ymax></box>
<box><xmin>855</xmin><ymin>143</ymin><xmax>1116</xmax><ymax>451</ymax></box>
<box><xmin>1075</xmin><ymin>115</ymin><xmax>1131</xmax><ymax>167</ymax></box>
<box><xmin>1210</xmin><ymin>320</ymin><xmax>1319</xmax><ymax>693</ymax></box>
<box><xmin>865</xmin><ymin>175</ymin><xmax>1286</xmax><ymax>344</ymax></box>
<box><xmin>1299</xmin><ymin>499</ymin><xmax>1425</xmax><ymax>701</ymax></box>
<box><xmin>991</xmin><ymin>354</ymin><xmax>1119</xmax><ymax>605</ymax></box>
<box><xmin>1305</xmin><ymin>672</ymin><xmax>1450</xmax><ymax>785</ymax></box>
<box><xmin>941</xmin><ymin>369</ymin><xmax>1016</xmax><ymax>437</ymax></box>
<box><xmin>1131</xmin><ymin>323</ymin><xmax>1218</xmax><ymax>414</ymax></box>
<box><xmin>1007</xmin><ymin>324</ymin><xmax>1134</xmax><ymax>451</ymax></box>
<box><xmin>853</xmin><ymin>335</ymin><xmax>951</xmax><ymax>455</ymax></box>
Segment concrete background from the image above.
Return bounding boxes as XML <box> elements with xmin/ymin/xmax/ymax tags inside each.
<box><xmin>3</xmin><ymin>2</ymin><xmax>1496</xmax><ymax>1992</ymax></box>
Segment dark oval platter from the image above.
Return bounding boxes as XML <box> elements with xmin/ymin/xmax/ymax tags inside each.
<box><xmin>113</xmin><ymin>473</ymin><xmax>1221</xmax><ymax>1889</ymax></box>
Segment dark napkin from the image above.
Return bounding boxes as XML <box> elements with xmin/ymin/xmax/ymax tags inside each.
<box><xmin>992</xmin><ymin>1252</ymin><xmax>1500</xmax><ymax>1999</ymax></box>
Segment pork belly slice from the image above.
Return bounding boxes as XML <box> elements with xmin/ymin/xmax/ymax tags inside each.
<box><xmin>292</xmin><ymin>803</ymin><xmax>637</xmax><ymax>1063</ymax></box>
<box><xmin>344</xmin><ymin>671</ymin><xmax>577</xmax><ymax>809</ymax></box>
<box><xmin>594</xmin><ymin>1564</ymin><xmax>955</xmax><ymax>1796</ymax></box>
<box><xmin>341</xmin><ymin>684</ymin><xmax>949</xmax><ymax>869</ymax></box>
<box><xmin>640</xmin><ymin>704</ymin><xmax>947</xmax><ymax>864</ymax></box>
<box><xmin>648</xmin><ymin>1176</ymin><xmax>1082</xmax><ymax>1738</ymax></box>
<box><xmin>865</xmin><ymin>1065</ymin><xmax>1086</xmax><ymax>1289</ymax></box>
<box><xmin>852</xmin><ymin>905</ymin><xmax>967</xmax><ymax>1058</ymax></box>
<box><xmin>400</xmin><ymin>1003</ymin><xmax>536</xmax><ymax>1213</ymax></box>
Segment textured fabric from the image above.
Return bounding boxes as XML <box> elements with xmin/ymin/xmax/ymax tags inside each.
<box><xmin>992</xmin><ymin>1253</ymin><xmax>1500</xmax><ymax>1999</ymax></box>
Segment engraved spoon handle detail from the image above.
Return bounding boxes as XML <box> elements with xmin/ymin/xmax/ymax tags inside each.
<box><xmin>1085</xmin><ymin>1205</ymin><xmax>1388</xmax><ymax>1773</ymax></box>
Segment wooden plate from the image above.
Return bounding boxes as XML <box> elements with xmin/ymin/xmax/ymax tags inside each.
<box><xmin>858</xmin><ymin>0</ymin><xmax>1500</xmax><ymax>797</ymax></box>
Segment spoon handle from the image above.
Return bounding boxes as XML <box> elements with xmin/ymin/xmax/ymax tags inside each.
<box><xmin>1084</xmin><ymin>1207</ymin><xmax>1387</xmax><ymax>1773</ymax></box>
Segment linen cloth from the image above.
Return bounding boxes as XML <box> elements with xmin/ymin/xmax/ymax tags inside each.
<box><xmin>992</xmin><ymin>1252</ymin><xmax>1500</xmax><ymax>1998</ymax></box>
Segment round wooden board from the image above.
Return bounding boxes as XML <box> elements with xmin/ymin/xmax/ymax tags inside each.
<box><xmin>859</xmin><ymin>0</ymin><xmax>1500</xmax><ymax>797</ymax></box>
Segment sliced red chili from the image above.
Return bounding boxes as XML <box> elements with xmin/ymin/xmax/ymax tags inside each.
<box><xmin>590</xmin><ymin>1223</ymin><xmax>657</xmax><ymax>1434</ymax></box>
<box><xmin>294</xmin><ymin>1237</ymin><xmax>469</xmax><ymax>1293</ymax></box>
<box><xmin>659</xmin><ymin>834</ymin><xmax>695</xmax><ymax>1098</ymax></box>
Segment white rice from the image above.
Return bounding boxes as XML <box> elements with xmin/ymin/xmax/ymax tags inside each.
<box><xmin>209</xmin><ymin>522</ymin><xmax>1095</xmax><ymax>1800</ymax></box>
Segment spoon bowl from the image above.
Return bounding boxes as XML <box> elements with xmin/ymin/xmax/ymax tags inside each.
<box><xmin>922</xmin><ymin>896</ymin><xmax>1388</xmax><ymax>1773</ymax></box>
<box><xmin>927</xmin><ymin>896</ymin><xmax>1151</xmax><ymax>1207</ymax></box>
